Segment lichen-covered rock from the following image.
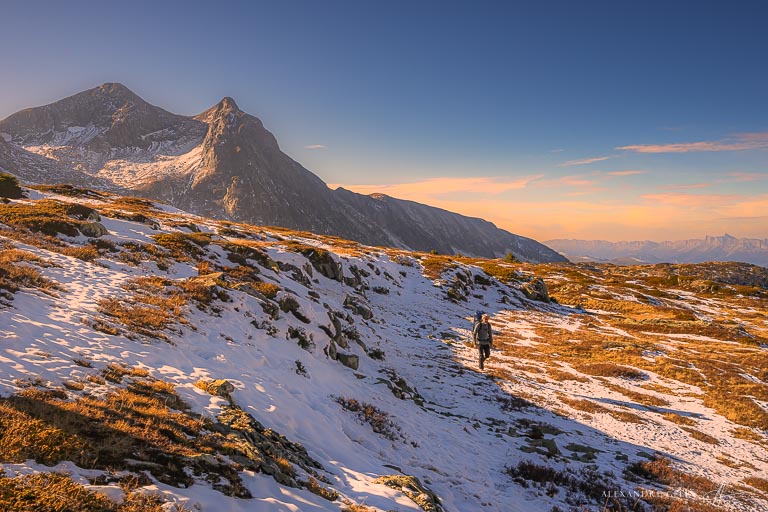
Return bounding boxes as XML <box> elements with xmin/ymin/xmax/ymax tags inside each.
<box><xmin>373</xmin><ymin>474</ymin><xmax>442</xmax><ymax>512</ymax></box>
<box><xmin>521</xmin><ymin>277</ymin><xmax>550</xmax><ymax>302</ymax></box>
<box><xmin>197</xmin><ymin>379</ymin><xmax>235</xmax><ymax>398</ymax></box>
<box><xmin>336</xmin><ymin>352</ymin><xmax>359</xmax><ymax>370</ymax></box>
<box><xmin>344</xmin><ymin>295</ymin><xmax>373</xmax><ymax>320</ymax></box>
<box><xmin>79</xmin><ymin>221</ymin><xmax>109</xmax><ymax>238</ymax></box>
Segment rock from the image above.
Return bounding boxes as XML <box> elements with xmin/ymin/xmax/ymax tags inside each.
<box><xmin>521</xmin><ymin>277</ymin><xmax>550</xmax><ymax>302</ymax></box>
<box><xmin>373</xmin><ymin>474</ymin><xmax>442</xmax><ymax>512</ymax></box>
<box><xmin>336</xmin><ymin>352</ymin><xmax>359</xmax><ymax>370</ymax></box>
<box><xmin>301</xmin><ymin>248</ymin><xmax>342</xmax><ymax>282</ymax></box>
<box><xmin>343</xmin><ymin>295</ymin><xmax>373</xmax><ymax>320</ymax></box>
<box><xmin>188</xmin><ymin>272</ymin><xmax>224</xmax><ymax>287</ymax></box>
<box><xmin>327</xmin><ymin>339</ymin><xmax>338</xmax><ymax>360</ymax></box>
<box><xmin>199</xmin><ymin>379</ymin><xmax>235</xmax><ymax>397</ymax></box>
<box><xmin>279</xmin><ymin>295</ymin><xmax>310</xmax><ymax>323</ymax></box>
<box><xmin>232</xmin><ymin>282</ymin><xmax>269</xmax><ymax>300</ymax></box>
<box><xmin>79</xmin><ymin>221</ymin><xmax>109</xmax><ymax>238</ymax></box>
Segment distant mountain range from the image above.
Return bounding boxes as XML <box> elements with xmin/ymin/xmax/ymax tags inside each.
<box><xmin>546</xmin><ymin>235</ymin><xmax>768</xmax><ymax>267</ymax></box>
<box><xmin>0</xmin><ymin>83</ymin><xmax>565</xmax><ymax>263</ymax></box>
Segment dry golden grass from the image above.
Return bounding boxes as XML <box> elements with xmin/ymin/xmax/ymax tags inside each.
<box><xmin>0</xmin><ymin>246</ymin><xmax>59</xmax><ymax>298</ymax></box>
<box><xmin>662</xmin><ymin>412</ymin><xmax>698</xmax><ymax>427</ymax></box>
<box><xmin>626</xmin><ymin>455</ymin><xmax>720</xmax><ymax>495</ymax></box>
<box><xmin>96</xmin><ymin>275</ymin><xmax>229</xmax><ymax>339</ymax></box>
<box><xmin>249</xmin><ymin>281</ymin><xmax>281</xmax><ymax>299</ymax></box>
<box><xmin>152</xmin><ymin>232</ymin><xmax>211</xmax><ymax>261</ymax></box>
<box><xmin>494</xmin><ymin>261</ymin><xmax>768</xmax><ymax>432</ymax></box>
<box><xmin>744</xmin><ymin>476</ymin><xmax>768</xmax><ymax>493</ymax></box>
<box><xmin>420</xmin><ymin>255</ymin><xmax>456</xmax><ymax>280</ymax></box>
<box><xmin>731</xmin><ymin>427</ymin><xmax>764</xmax><ymax>443</ymax></box>
<box><xmin>0</xmin><ymin>383</ymin><xmax>236</xmax><ymax>490</ymax></box>
<box><xmin>558</xmin><ymin>396</ymin><xmax>645</xmax><ymax>424</ymax></box>
<box><xmin>62</xmin><ymin>380</ymin><xmax>86</xmax><ymax>391</ymax></box>
<box><xmin>546</xmin><ymin>368</ymin><xmax>590</xmax><ymax>382</ymax></box>
<box><xmin>573</xmin><ymin>362</ymin><xmax>647</xmax><ymax>380</ymax></box>
<box><xmin>0</xmin><ymin>471</ymin><xmax>173</xmax><ymax>512</ymax></box>
<box><xmin>0</xmin><ymin>199</ymin><xmax>86</xmax><ymax>236</ymax></box>
<box><xmin>602</xmin><ymin>382</ymin><xmax>670</xmax><ymax>408</ymax></box>
<box><xmin>681</xmin><ymin>427</ymin><xmax>720</xmax><ymax>445</ymax></box>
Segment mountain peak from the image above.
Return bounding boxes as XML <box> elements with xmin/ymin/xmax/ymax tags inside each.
<box><xmin>218</xmin><ymin>96</ymin><xmax>239</xmax><ymax>110</ymax></box>
<box><xmin>194</xmin><ymin>96</ymin><xmax>246</xmax><ymax>125</ymax></box>
<box><xmin>91</xmin><ymin>82</ymin><xmax>142</xmax><ymax>102</ymax></box>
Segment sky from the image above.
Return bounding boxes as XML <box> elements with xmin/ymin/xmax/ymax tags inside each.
<box><xmin>1</xmin><ymin>0</ymin><xmax>767</xmax><ymax>242</ymax></box>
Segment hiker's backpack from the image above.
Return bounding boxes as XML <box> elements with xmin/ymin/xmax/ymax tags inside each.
<box><xmin>477</xmin><ymin>322</ymin><xmax>491</xmax><ymax>342</ymax></box>
<box><xmin>475</xmin><ymin>311</ymin><xmax>483</xmax><ymax>323</ymax></box>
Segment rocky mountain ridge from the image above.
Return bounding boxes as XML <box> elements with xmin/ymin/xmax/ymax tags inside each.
<box><xmin>0</xmin><ymin>83</ymin><xmax>565</xmax><ymax>263</ymax></box>
<box><xmin>546</xmin><ymin>234</ymin><xmax>768</xmax><ymax>267</ymax></box>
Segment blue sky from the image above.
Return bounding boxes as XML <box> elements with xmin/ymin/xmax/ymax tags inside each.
<box><xmin>1</xmin><ymin>0</ymin><xmax>767</xmax><ymax>241</ymax></box>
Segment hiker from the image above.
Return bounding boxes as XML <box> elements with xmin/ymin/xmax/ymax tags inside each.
<box><xmin>473</xmin><ymin>314</ymin><xmax>493</xmax><ymax>370</ymax></box>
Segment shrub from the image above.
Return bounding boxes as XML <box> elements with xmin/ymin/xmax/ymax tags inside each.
<box><xmin>301</xmin><ymin>476</ymin><xmax>338</xmax><ymax>501</ymax></box>
<box><xmin>251</xmin><ymin>281</ymin><xmax>280</xmax><ymax>299</ymax></box>
<box><xmin>334</xmin><ymin>396</ymin><xmax>402</xmax><ymax>441</ymax></box>
<box><xmin>0</xmin><ymin>172</ymin><xmax>23</xmax><ymax>199</ymax></box>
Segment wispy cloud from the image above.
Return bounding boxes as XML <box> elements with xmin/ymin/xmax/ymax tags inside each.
<box><xmin>617</xmin><ymin>131</ymin><xmax>768</xmax><ymax>153</ymax></box>
<box><xmin>606</xmin><ymin>170</ymin><xmax>646</xmax><ymax>176</ymax></box>
<box><xmin>726</xmin><ymin>172</ymin><xmax>768</xmax><ymax>182</ymax></box>
<box><xmin>304</xmin><ymin>144</ymin><xmax>327</xmax><ymax>150</ymax></box>
<box><xmin>659</xmin><ymin>182</ymin><xmax>712</xmax><ymax>191</ymax></box>
<box><xmin>558</xmin><ymin>155</ymin><xmax>613</xmax><ymax>166</ymax></box>
<box><xmin>550</xmin><ymin>148</ymin><xmax>565</xmax><ymax>153</ymax></box>
<box><xmin>330</xmin><ymin>175</ymin><xmax>544</xmax><ymax>198</ymax></box>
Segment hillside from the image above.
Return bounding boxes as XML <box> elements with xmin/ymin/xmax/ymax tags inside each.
<box><xmin>0</xmin><ymin>83</ymin><xmax>565</xmax><ymax>263</ymax></box>
<box><xmin>546</xmin><ymin>236</ymin><xmax>768</xmax><ymax>267</ymax></box>
<box><xmin>0</xmin><ymin>181</ymin><xmax>767</xmax><ymax>511</ymax></box>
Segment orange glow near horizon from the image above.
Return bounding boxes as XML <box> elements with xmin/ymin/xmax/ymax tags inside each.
<box><xmin>330</xmin><ymin>177</ymin><xmax>768</xmax><ymax>242</ymax></box>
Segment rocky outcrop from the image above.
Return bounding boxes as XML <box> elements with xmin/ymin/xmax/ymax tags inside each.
<box><xmin>521</xmin><ymin>277</ymin><xmax>550</xmax><ymax>302</ymax></box>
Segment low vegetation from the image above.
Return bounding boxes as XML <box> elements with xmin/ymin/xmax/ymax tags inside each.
<box><xmin>0</xmin><ymin>172</ymin><xmax>23</xmax><ymax>199</ymax></box>
<box><xmin>0</xmin><ymin>471</ymin><xmax>182</xmax><ymax>512</ymax></box>
<box><xmin>0</xmin><ymin>245</ymin><xmax>59</xmax><ymax>301</ymax></box>
<box><xmin>334</xmin><ymin>396</ymin><xmax>403</xmax><ymax>441</ymax></box>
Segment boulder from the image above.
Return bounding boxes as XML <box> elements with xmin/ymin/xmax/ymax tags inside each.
<box><xmin>521</xmin><ymin>277</ymin><xmax>550</xmax><ymax>302</ymax></box>
<box><xmin>199</xmin><ymin>379</ymin><xmax>234</xmax><ymax>397</ymax></box>
<box><xmin>336</xmin><ymin>352</ymin><xmax>359</xmax><ymax>371</ymax></box>
<box><xmin>79</xmin><ymin>221</ymin><xmax>109</xmax><ymax>238</ymax></box>
<box><xmin>343</xmin><ymin>295</ymin><xmax>373</xmax><ymax>320</ymax></box>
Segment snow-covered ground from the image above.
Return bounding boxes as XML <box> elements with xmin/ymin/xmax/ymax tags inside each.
<box><xmin>1</xmin><ymin>190</ymin><xmax>766</xmax><ymax>512</ymax></box>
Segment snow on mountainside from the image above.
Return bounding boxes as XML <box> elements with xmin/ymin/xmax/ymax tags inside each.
<box><xmin>0</xmin><ymin>83</ymin><xmax>566</xmax><ymax>263</ymax></box>
<box><xmin>546</xmin><ymin>236</ymin><xmax>768</xmax><ymax>267</ymax></box>
<box><xmin>1</xmin><ymin>183</ymin><xmax>767</xmax><ymax>511</ymax></box>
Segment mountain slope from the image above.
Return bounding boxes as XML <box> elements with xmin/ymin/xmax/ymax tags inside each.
<box><xmin>547</xmin><ymin>235</ymin><xmax>768</xmax><ymax>267</ymax></box>
<box><xmin>0</xmin><ymin>185</ymin><xmax>766</xmax><ymax>511</ymax></box>
<box><xmin>0</xmin><ymin>83</ymin><xmax>565</xmax><ymax>263</ymax></box>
